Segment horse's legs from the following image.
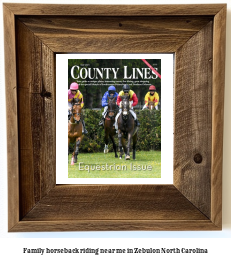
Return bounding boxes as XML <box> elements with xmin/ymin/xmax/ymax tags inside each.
<box><xmin>118</xmin><ymin>131</ymin><xmax>123</xmax><ymax>159</ymax></box>
<box><xmin>125</xmin><ymin>132</ymin><xmax>132</xmax><ymax>160</ymax></box>
<box><xmin>72</xmin><ymin>144</ymin><xmax>75</xmax><ymax>162</ymax></box>
<box><xmin>133</xmin><ymin>133</ymin><xmax>137</xmax><ymax>160</ymax></box>
<box><xmin>68</xmin><ymin>138</ymin><xmax>70</xmax><ymax>162</ymax></box>
<box><xmin>121</xmin><ymin>136</ymin><xmax>127</xmax><ymax>159</ymax></box>
<box><xmin>110</xmin><ymin>134</ymin><xmax>118</xmax><ymax>158</ymax></box>
<box><xmin>104</xmin><ymin>129</ymin><xmax>109</xmax><ymax>154</ymax></box>
<box><xmin>74</xmin><ymin>139</ymin><xmax>81</xmax><ymax>163</ymax></box>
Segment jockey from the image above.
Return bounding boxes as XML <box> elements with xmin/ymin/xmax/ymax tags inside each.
<box><xmin>142</xmin><ymin>85</ymin><xmax>159</xmax><ymax>110</ymax></box>
<box><xmin>115</xmin><ymin>84</ymin><xmax>140</xmax><ymax>130</ymax></box>
<box><xmin>99</xmin><ymin>85</ymin><xmax>118</xmax><ymax>126</ymax></box>
<box><xmin>68</xmin><ymin>82</ymin><xmax>88</xmax><ymax>134</ymax></box>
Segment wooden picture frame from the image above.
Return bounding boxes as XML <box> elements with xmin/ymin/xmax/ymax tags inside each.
<box><xmin>4</xmin><ymin>4</ymin><xmax>226</xmax><ymax>231</ymax></box>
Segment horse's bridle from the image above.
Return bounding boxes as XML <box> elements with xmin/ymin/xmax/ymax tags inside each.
<box><xmin>121</xmin><ymin>99</ymin><xmax>130</xmax><ymax>120</ymax></box>
<box><xmin>107</xmin><ymin>98</ymin><xmax>117</xmax><ymax>119</ymax></box>
<box><xmin>148</xmin><ymin>101</ymin><xmax>154</xmax><ymax>110</ymax></box>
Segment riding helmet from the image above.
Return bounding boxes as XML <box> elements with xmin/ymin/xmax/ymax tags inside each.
<box><xmin>108</xmin><ymin>86</ymin><xmax>116</xmax><ymax>91</ymax></box>
<box><xmin>122</xmin><ymin>84</ymin><xmax>130</xmax><ymax>91</ymax></box>
<box><xmin>149</xmin><ymin>85</ymin><xmax>156</xmax><ymax>91</ymax></box>
<box><xmin>70</xmin><ymin>82</ymin><xmax>79</xmax><ymax>90</ymax></box>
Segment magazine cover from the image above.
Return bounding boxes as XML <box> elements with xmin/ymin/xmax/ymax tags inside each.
<box><xmin>56</xmin><ymin>54</ymin><xmax>173</xmax><ymax>184</ymax></box>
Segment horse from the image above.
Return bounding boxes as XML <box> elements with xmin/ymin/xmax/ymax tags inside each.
<box><xmin>148</xmin><ymin>101</ymin><xmax>155</xmax><ymax>110</ymax></box>
<box><xmin>68</xmin><ymin>98</ymin><xmax>83</xmax><ymax>163</ymax></box>
<box><xmin>117</xmin><ymin>95</ymin><xmax>138</xmax><ymax>160</ymax></box>
<box><xmin>103</xmin><ymin>96</ymin><xmax>118</xmax><ymax>158</ymax></box>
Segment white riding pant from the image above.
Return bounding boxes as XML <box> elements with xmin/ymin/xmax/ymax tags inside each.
<box><xmin>68</xmin><ymin>102</ymin><xmax>72</xmax><ymax>116</ymax></box>
<box><xmin>115</xmin><ymin>108</ymin><xmax>137</xmax><ymax>129</ymax></box>
<box><xmin>102</xmin><ymin>106</ymin><xmax>108</xmax><ymax>118</ymax></box>
<box><xmin>142</xmin><ymin>104</ymin><xmax>158</xmax><ymax>110</ymax></box>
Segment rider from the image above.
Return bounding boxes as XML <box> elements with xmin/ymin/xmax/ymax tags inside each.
<box><xmin>68</xmin><ymin>82</ymin><xmax>88</xmax><ymax>134</ymax></box>
<box><xmin>142</xmin><ymin>85</ymin><xmax>159</xmax><ymax>110</ymax></box>
<box><xmin>99</xmin><ymin>85</ymin><xmax>118</xmax><ymax>126</ymax></box>
<box><xmin>114</xmin><ymin>84</ymin><xmax>140</xmax><ymax>130</ymax></box>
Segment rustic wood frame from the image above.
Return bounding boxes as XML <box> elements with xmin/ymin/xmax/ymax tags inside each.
<box><xmin>4</xmin><ymin>4</ymin><xmax>226</xmax><ymax>232</ymax></box>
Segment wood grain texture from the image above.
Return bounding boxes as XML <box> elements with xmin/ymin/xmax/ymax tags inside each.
<box><xmin>3</xmin><ymin>3</ymin><xmax>226</xmax><ymax>231</ymax></box>
<box><xmin>11</xmin><ymin>220</ymin><xmax>218</xmax><ymax>232</ymax></box>
<box><xmin>174</xmin><ymin>22</ymin><xmax>213</xmax><ymax>218</ymax></box>
<box><xmin>18</xmin><ymin>16</ymin><xmax>213</xmax><ymax>53</ymax></box>
<box><xmin>22</xmin><ymin>185</ymin><xmax>207</xmax><ymax>221</ymax></box>
<box><xmin>211</xmin><ymin>5</ymin><xmax>226</xmax><ymax>228</ymax></box>
<box><xmin>12</xmin><ymin>185</ymin><xmax>218</xmax><ymax>232</ymax></box>
<box><xmin>3</xmin><ymin>4</ymin><xmax>19</xmax><ymax>232</ymax></box>
<box><xmin>3</xmin><ymin>3</ymin><xmax>226</xmax><ymax>16</ymax></box>
<box><xmin>16</xmin><ymin>19</ymin><xmax>56</xmax><ymax>219</ymax></box>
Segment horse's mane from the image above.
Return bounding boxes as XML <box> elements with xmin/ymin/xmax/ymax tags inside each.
<box><xmin>121</xmin><ymin>95</ymin><xmax>129</xmax><ymax>100</ymax></box>
<box><xmin>72</xmin><ymin>98</ymin><xmax>81</xmax><ymax>106</ymax></box>
<box><xmin>108</xmin><ymin>96</ymin><xmax>116</xmax><ymax>102</ymax></box>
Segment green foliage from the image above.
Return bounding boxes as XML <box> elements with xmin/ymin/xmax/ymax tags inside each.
<box><xmin>74</xmin><ymin>109</ymin><xmax>161</xmax><ymax>153</ymax></box>
<box><xmin>80</xmin><ymin>109</ymin><xmax>105</xmax><ymax>153</ymax></box>
<box><xmin>135</xmin><ymin>109</ymin><xmax>161</xmax><ymax>151</ymax></box>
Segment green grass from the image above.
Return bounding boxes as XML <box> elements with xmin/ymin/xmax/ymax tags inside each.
<box><xmin>68</xmin><ymin>151</ymin><xmax>161</xmax><ymax>178</ymax></box>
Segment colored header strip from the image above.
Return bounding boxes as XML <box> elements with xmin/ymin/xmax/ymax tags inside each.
<box><xmin>142</xmin><ymin>59</ymin><xmax>161</xmax><ymax>79</ymax></box>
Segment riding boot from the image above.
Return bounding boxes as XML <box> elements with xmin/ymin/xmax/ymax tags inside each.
<box><xmin>113</xmin><ymin>121</ymin><xmax>118</xmax><ymax>133</ymax></box>
<box><xmin>68</xmin><ymin>110</ymin><xmax>72</xmax><ymax>121</ymax></box>
<box><xmin>135</xmin><ymin>119</ymin><xmax>140</xmax><ymax>127</ymax></box>
<box><xmin>99</xmin><ymin>117</ymin><xmax>105</xmax><ymax>126</ymax></box>
<box><xmin>82</xmin><ymin>120</ymin><xmax>88</xmax><ymax>134</ymax></box>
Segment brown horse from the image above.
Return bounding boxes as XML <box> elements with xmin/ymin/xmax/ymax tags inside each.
<box><xmin>148</xmin><ymin>101</ymin><xmax>155</xmax><ymax>110</ymax></box>
<box><xmin>104</xmin><ymin>96</ymin><xmax>118</xmax><ymax>158</ymax></box>
<box><xmin>68</xmin><ymin>98</ymin><xmax>83</xmax><ymax>163</ymax></box>
<box><xmin>117</xmin><ymin>95</ymin><xmax>138</xmax><ymax>160</ymax></box>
